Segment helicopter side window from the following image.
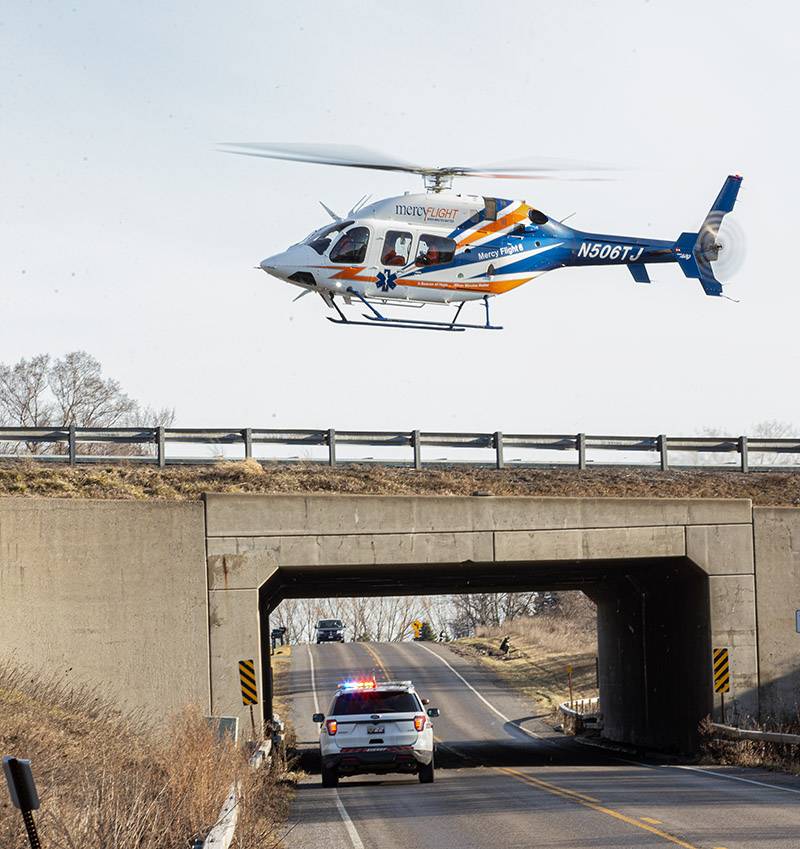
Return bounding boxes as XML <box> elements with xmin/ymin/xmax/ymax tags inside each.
<box><xmin>415</xmin><ymin>234</ymin><xmax>456</xmax><ymax>267</ymax></box>
<box><xmin>381</xmin><ymin>230</ymin><xmax>413</xmax><ymax>267</ymax></box>
<box><xmin>304</xmin><ymin>220</ymin><xmax>354</xmax><ymax>256</ymax></box>
<box><xmin>329</xmin><ymin>226</ymin><xmax>370</xmax><ymax>263</ymax></box>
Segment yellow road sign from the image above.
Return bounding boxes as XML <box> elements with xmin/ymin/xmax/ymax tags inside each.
<box><xmin>713</xmin><ymin>647</ymin><xmax>730</xmax><ymax>694</ymax></box>
<box><xmin>239</xmin><ymin>658</ymin><xmax>258</xmax><ymax>705</ymax></box>
<box><xmin>411</xmin><ymin>619</ymin><xmax>423</xmax><ymax>638</ymax></box>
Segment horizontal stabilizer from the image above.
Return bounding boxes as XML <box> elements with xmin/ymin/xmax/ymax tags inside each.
<box><xmin>628</xmin><ymin>263</ymin><xmax>650</xmax><ymax>284</ymax></box>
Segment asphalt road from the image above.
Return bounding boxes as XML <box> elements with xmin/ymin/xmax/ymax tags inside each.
<box><xmin>279</xmin><ymin>641</ymin><xmax>800</xmax><ymax>849</ymax></box>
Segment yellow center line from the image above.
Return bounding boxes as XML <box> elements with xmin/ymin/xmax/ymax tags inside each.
<box><xmin>365</xmin><ymin>642</ymin><xmax>707</xmax><ymax>849</ymax></box>
<box><xmin>361</xmin><ymin>641</ymin><xmax>392</xmax><ymax>679</ymax></box>
<box><xmin>642</xmin><ymin>817</ymin><xmax>664</xmax><ymax>825</ymax></box>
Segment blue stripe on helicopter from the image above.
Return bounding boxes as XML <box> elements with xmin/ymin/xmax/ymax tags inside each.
<box><xmin>466</xmin><ymin>242</ymin><xmax>569</xmax><ymax>278</ymax></box>
<box><xmin>445</xmin><ymin>198</ymin><xmax>514</xmax><ymax>240</ymax></box>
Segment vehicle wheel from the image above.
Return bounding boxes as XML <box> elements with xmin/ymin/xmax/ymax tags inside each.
<box><xmin>418</xmin><ymin>760</ymin><xmax>434</xmax><ymax>784</ymax></box>
<box><xmin>321</xmin><ymin>765</ymin><xmax>339</xmax><ymax>787</ymax></box>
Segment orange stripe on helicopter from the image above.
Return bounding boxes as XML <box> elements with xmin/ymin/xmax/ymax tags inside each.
<box><xmin>398</xmin><ymin>276</ymin><xmax>534</xmax><ymax>294</ymax></box>
<box><xmin>311</xmin><ymin>264</ymin><xmax>534</xmax><ymax>294</ymax></box>
<box><xmin>455</xmin><ymin>204</ymin><xmax>531</xmax><ymax>249</ymax></box>
<box><xmin>311</xmin><ymin>265</ymin><xmax>376</xmax><ymax>282</ymax></box>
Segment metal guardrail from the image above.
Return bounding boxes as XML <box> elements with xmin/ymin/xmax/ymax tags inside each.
<box><xmin>200</xmin><ymin>715</ymin><xmax>284</xmax><ymax>849</ymax></box>
<box><xmin>1</xmin><ymin>426</ymin><xmax>799</xmax><ymax>470</ymax></box>
<box><xmin>711</xmin><ymin>723</ymin><xmax>800</xmax><ymax>745</ymax></box>
<box><xmin>559</xmin><ymin>697</ymin><xmax>601</xmax><ymax>718</ymax></box>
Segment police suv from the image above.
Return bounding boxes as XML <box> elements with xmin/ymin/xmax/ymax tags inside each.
<box><xmin>312</xmin><ymin>679</ymin><xmax>440</xmax><ymax>786</ymax></box>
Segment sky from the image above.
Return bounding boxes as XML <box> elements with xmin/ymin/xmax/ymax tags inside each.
<box><xmin>2</xmin><ymin>1</ymin><xmax>799</xmax><ymax>444</ymax></box>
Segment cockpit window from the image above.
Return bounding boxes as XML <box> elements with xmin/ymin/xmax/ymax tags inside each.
<box><xmin>304</xmin><ymin>220</ymin><xmax>354</xmax><ymax>256</ymax></box>
<box><xmin>330</xmin><ymin>226</ymin><xmax>370</xmax><ymax>263</ymax></box>
<box><xmin>381</xmin><ymin>230</ymin><xmax>413</xmax><ymax>266</ymax></box>
<box><xmin>415</xmin><ymin>234</ymin><xmax>456</xmax><ymax>267</ymax></box>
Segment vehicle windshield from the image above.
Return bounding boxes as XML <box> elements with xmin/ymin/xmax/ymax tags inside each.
<box><xmin>332</xmin><ymin>690</ymin><xmax>420</xmax><ymax>715</ymax></box>
<box><xmin>303</xmin><ymin>220</ymin><xmax>354</xmax><ymax>255</ymax></box>
<box><xmin>318</xmin><ymin>620</ymin><xmax>343</xmax><ymax>629</ymax></box>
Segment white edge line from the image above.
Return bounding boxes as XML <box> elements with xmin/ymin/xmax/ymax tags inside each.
<box><xmin>415</xmin><ymin>643</ymin><xmax>557</xmax><ymax>747</ymax></box>
<box><xmin>334</xmin><ymin>792</ymin><xmax>365</xmax><ymax>849</ymax></box>
<box><xmin>668</xmin><ymin>764</ymin><xmax>800</xmax><ymax>796</ymax></box>
<box><xmin>306</xmin><ymin>643</ymin><xmax>320</xmax><ymax>714</ymax></box>
<box><xmin>305</xmin><ymin>644</ymin><xmax>366</xmax><ymax>849</ymax></box>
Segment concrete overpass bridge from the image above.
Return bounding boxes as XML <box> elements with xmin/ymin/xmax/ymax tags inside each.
<box><xmin>2</xmin><ymin>493</ymin><xmax>798</xmax><ymax>752</ymax></box>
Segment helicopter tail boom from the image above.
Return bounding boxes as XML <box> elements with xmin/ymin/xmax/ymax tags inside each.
<box><xmin>674</xmin><ymin>174</ymin><xmax>743</xmax><ymax>296</ymax></box>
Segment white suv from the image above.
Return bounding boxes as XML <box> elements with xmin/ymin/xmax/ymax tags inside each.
<box><xmin>312</xmin><ymin>679</ymin><xmax>440</xmax><ymax>786</ymax></box>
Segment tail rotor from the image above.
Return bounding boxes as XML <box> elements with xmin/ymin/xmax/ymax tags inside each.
<box><xmin>695</xmin><ymin>212</ymin><xmax>747</xmax><ymax>283</ymax></box>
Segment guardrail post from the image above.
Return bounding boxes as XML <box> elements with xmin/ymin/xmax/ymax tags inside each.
<box><xmin>243</xmin><ymin>428</ymin><xmax>252</xmax><ymax>459</ymax></box>
<box><xmin>659</xmin><ymin>434</ymin><xmax>669</xmax><ymax>471</ymax></box>
<box><xmin>577</xmin><ymin>433</ymin><xmax>586</xmax><ymax>470</ymax></box>
<box><xmin>156</xmin><ymin>427</ymin><xmax>165</xmax><ymax>468</ymax></box>
<box><xmin>327</xmin><ymin>429</ymin><xmax>336</xmax><ymax>466</ymax></box>
<box><xmin>739</xmin><ymin>436</ymin><xmax>749</xmax><ymax>473</ymax></box>
<box><xmin>494</xmin><ymin>431</ymin><xmax>504</xmax><ymax>470</ymax></box>
<box><xmin>68</xmin><ymin>424</ymin><xmax>76</xmax><ymax>465</ymax></box>
<box><xmin>412</xmin><ymin>429</ymin><xmax>422</xmax><ymax>470</ymax></box>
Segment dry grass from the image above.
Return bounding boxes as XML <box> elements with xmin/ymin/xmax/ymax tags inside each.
<box><xmin>700</xmin><ymin>717</ymin><xmax>800</xmax><ymax>776</ymax></box>
<box><xmin>449</xmin><ymin>594</ymin><xmax>598</xmax><ymax>713</ymax></box>
<box><xmin>0</xmin><ymin>459</ymin><xmax>799</xmax><ymax>503</ymax></box>
<box><xmin>0</xmin><ymin>660</ymin><xmax>292</xmax><ymax>849</ymax></box>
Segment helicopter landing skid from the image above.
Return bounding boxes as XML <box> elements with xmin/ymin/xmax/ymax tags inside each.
<box><xmin>326</xmin><ymin>290</ymin><xmax>503</xmax><ymax>332</ymax></box>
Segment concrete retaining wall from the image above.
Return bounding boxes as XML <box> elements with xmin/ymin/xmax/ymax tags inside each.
<box><xmin>0</xmin><ymin>498</ymin><xmax>210</xmax><ymax>719</ymax></box>
<box><xmin>753</xmin><ymin>507</ymin><xmax>800</xmax><ymax>719</ymax></box>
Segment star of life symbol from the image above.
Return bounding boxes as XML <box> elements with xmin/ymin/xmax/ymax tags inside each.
<box><xmin>376</xmin><ymin>269</ymin><xmax>398</xmax><ymax>292</ymax></box>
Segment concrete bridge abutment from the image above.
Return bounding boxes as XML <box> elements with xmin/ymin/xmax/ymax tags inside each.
<box><xmin>2</xmin><ymin>493</ymin><xmax>798</xmax><ymax>754</ymax></box>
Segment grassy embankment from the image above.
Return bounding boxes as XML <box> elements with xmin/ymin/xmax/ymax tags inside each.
<box><xmin>0</xmin><ymin>659</ymin><xmax>293</xmax><ymax>849</ymax></box>
<box><xmin>1</xmin><ymin>458</ymin><xmax>800</xmax><ymax>503</ymax></box>
<box><xmin>449</xmin><ymin>593</ymin><xmax>599</xmax><ymax>718</ymax></box>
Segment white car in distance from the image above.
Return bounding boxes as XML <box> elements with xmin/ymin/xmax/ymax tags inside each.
<box><xmin>313</xmin><ymin>679</ymin><xmax>440</xmax><ymax>786</ymax></box>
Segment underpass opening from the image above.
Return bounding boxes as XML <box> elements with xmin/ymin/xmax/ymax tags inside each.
<box><xmin>259</xmin><ymin>555</ymin><xmax>712</xmax><ymax>755</ymax></box>
<box><xmin>204</xmin><ymin>493</ymin><xmax>757</xmax><ymax>757</ymax></box>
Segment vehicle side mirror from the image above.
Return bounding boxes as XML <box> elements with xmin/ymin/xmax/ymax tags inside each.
<box><xmin>427</xmin><ymin>707</ymin><xmax>440</xmax><ymax>718</ymax></box>
<box><xmin>421</xmin><ymin>698</ymin><xmax>430</xmax><ymax>705</ymax></box>
<box><xmin>312</xmin><ymin>713</ymin><xmax>324</xmax><ymax>723</ymax></box>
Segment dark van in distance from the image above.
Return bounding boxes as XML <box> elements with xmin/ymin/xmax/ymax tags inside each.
<box><xmin>315</xmin><ymin>619</ymin><xmax>346</xmax><ymax>643</ymax></box>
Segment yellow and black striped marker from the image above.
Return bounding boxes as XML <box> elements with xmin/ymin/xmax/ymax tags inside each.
<box><xmin>239</xmin><ymin>658</ymin><xmax>258</xmax><ymax>705</ymax></box>
<box><xmin>713</xmin><ymin>647</ymin><xmax>730</xmax><ymax>694</ymax></box>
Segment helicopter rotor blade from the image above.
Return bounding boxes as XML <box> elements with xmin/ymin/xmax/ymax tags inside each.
<box><xmin>219</xmin><ymin>142</ymin><xmax>424</xmax><ymax>174</ymax></box>
<box><xmin>218</xmin><ymin>142</ymin><xmax>619</xmax><ymax>182</ymax></box>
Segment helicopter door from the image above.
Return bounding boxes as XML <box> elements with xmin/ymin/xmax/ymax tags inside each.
<box><xmin>482</xmin><ymin>197</ymin><xmax>498</xmax><ymax>221</ymax></box>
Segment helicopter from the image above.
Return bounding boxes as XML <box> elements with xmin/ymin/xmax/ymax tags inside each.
<box><xmin>221</xmin><ymin>143</ymin><xmax>744</xmax><ymax>332</ymax></box>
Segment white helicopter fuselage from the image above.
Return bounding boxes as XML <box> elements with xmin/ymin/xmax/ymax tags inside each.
<box><xmin>260</xmin><ymin>191</ymin><xmax>552</xmax><ymax>305</ymax></box>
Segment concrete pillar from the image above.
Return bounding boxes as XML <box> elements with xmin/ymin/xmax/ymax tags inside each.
<box><xmin>753</xmin><ymin>508</ymin><xmax>800</xmax><ymax>720</ymax></box>
<box><xmin>589</xmin><ymin>561</ymin><xmax>711</xmax><ymax>753</ymax></box>
<box><xmin>707</xmin><ymin>574</ymin><xmax>759</xmax><ymax>723</ymax></box>
<box><xmin>208</xmin><ymin>588</ymin><xmax>263</xmax><ymax>734</ymax></box>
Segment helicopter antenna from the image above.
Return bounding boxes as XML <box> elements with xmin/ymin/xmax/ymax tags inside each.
<box><xmin>559</xmin><ymin>212</ymin><xmax>576</xmax><ymax>223</ymax></box>
<box><xmin>319</xmin><ymin>201</ymin><xmax>342</xmax><ymax>221</ymax></box>
<box><xmin>347</xmin><ymin>194</ymin><xmax>371</xmax><ymax>216</ymax></box>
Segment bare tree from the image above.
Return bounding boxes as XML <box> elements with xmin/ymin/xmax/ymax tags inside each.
<box><xmin>49</xmin><ymin>351</ymin><xmax>138</xmax><ymax>428</ymax></box>
<box><xmin>690</xmin><ymin>420</ymin><xmax>799</xmax><ymax>467</ymax></box>
<box><xmin>749</xmin><ymin>419</ymin><xmax>799</xmax><ymax>466</ymax></box>
<box><xmin>450</xmin><ymin>592</ymin><xmax>542</xmax><ymax>630</ymax></box>
<box><xmin>0</xmin><ymin>351</ymin><xmax>175</xmax><ymax>457</ymax></box>
<box><xmin>0</xmin><ymin>354</ymin><xmax>54</xmax><ymax>452</ymax></box>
